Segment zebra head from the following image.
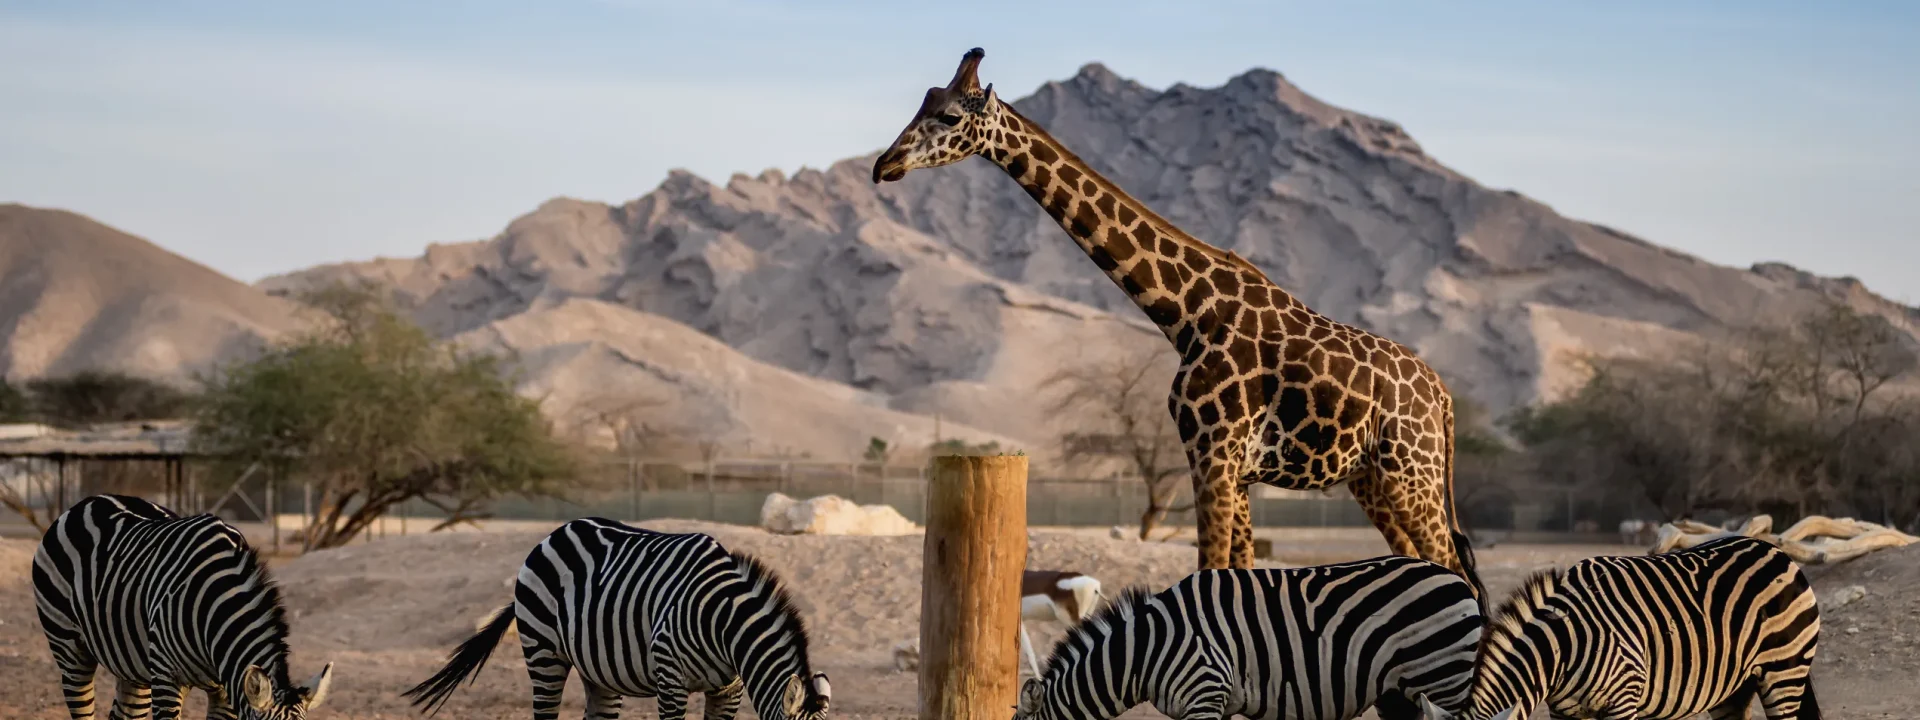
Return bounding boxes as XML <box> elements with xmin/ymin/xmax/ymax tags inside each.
<box><xmin>1415</xmin><ymin>688</ymin><xmax>1518</xmax><ymax>720</ymax></box>
<box><xmin>239</xmin><ymin>662</ymin><xmax>335</xmax><ymax>719</ymax></box>
<box><xmin>1012</xmin><ymin>677</ymin><xmax>1049</xmax><ymax>720</ymax></box>
<box><xmin>777</xmin><ymin>670</ymin><xmax>832</xmax><ymax>720</ymax></box>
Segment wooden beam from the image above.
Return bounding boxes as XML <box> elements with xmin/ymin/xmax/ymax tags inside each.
<box><xmin>920</xmin><ymin>454</ymin><xmax>1027</xmax><ymax>720</ymax></box>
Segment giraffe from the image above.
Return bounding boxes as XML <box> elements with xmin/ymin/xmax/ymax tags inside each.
<box><xmin>870</xmin><ymin>48</ymin><xmax>1484</xmax><ymax>602</ymax></box>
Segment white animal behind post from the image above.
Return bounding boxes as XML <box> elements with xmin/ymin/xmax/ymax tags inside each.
<box><xmin>1019</xmin><ymin>570</ymin><xmax>1105</xmax><ymax>677</ymax></box>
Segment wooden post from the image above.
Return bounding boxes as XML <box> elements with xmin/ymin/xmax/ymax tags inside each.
<box><xmin>920</xmin><ymin>455</ymin><xmax>1027</xmax><ymax>720</ymax></box>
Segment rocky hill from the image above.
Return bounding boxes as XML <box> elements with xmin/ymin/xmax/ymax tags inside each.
<box><xmin>260</xmin><ymin>62</ymin><xmax>1920</xmax><ymax>459</ymax></box>
<box><xmin>0</xmin><ymin>204</ymin><xmax>307</xmax><ymax>384</ymax></box>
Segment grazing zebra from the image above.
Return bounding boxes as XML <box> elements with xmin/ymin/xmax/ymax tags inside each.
<box><xmin>1415</xmin><ymin>535</ymin><xmax>1822</xmax><ymax>720</ymax></box>
<box><xmin>33</xmin><ymin>494</ymin><xmax>334</xmax><ymax>720</ymax></box>
<box><xmin>402</xmin><ymin>517</ymin><xmax>832</xmax><ymax>720</ymax></box>
<box><xmin>1013</xmin><ymin>555</ymin><xmax>1482</xmax><ymax>720</ymax></box>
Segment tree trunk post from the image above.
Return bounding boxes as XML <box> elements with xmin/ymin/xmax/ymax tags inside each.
<box><xmin>920</xmin><ymin>455</ymin><xmax>1027</xmax><ymax>720</ymax></box>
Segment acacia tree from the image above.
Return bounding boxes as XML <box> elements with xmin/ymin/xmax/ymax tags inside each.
<box><xmin>1508</xmin><ymin>301</ymin><xmax>1920</xmax><ymax>529</ymax></box>
<box><xmin>23</xmin><ymin>370</ymin><xmax>193</xmax><ymax>426</ymax></box>
<box><xmin>1042</xmin><ymin>345</ymin><xmax>1191</xmax><ymax>539</ymax></box>
<box><xmin>192</xmin><ymin>284</ymin><xmax>578</xmax><ymax>550</ymax></box>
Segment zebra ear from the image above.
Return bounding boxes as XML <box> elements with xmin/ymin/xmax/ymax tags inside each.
<box><xmin>302</xmin><ymin>662</ymin><xmax>335</xmax><ymax>709</ymax></box>
<box><xmin>1414</xmin><ymin>693</ymin><xmax>1451</xmax><ymax>719</ymax></box>
<box><xmin>1488</xmin><ymin>708</ymin><xmax>1517</xmax><ymax>720</ymax></box>
<box><xmin>241</xmin><ymin>665</ymin><xmax>274</xmax><ymax>711</ymax></box>
<box><xmin>781</xmin><ymin>674</ymin><xmax>807</xmax><ymax>717</ymax></box>
<box><xmin>810</xmin><ymin>672</ymin><xmax>831</xmax><ymax>708</ymax></box>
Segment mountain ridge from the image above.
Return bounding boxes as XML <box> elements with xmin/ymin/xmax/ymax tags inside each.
<box><xmin>244</xmin><ymin>59</ymin><xmax>1917</xmax><ymax>459</ymax></box>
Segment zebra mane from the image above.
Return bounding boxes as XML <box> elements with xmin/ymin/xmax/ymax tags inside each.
<box><xmin>1475</xmin><ymin>566</ymin><xmax>1565</xmax><ymax>675</ymax></box>
<box><xmin>217</xmin><ymin>523</ymin><xmax>300</xmax><ymax>693</ymax></box>
<box><xmin>1040</xmin><ymin>584</ymin><xmax>1152</xmax><ymax>678</ymax></box>
<box><xmin>728</xmin><ymin>551</ymin><xmax>816</xmax><ymax>675</ymax></box>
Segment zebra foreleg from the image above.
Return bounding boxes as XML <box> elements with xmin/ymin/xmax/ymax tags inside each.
<box><xmin>651</xmin><ymin>665</ymin><xmax>693</xmax><ymax>720</ymax></box>
<box><xmin>585</xmin><ymin>682</ymin><xmax>624</xmax><ymax>720</ymax></box>
<box><xmin>702</xmin><ymin>677</ymin><xmax>744</xmax><ymax>720</ymax></box>
<box><xmin>54</xmin><ymin>664</ymin><xmax>97</xmax><ymax>720</ymax></box>
<box><xmin>108</xmin><ymin>683</ymin><xmax>152</xmax><ymax>720</ymax></box>
<box><xmin>1707</xmin><ymin>677</ymin><xmax>1758</xmax><ymax>720</ymax></box>
<box><xmin>205</xmin><ymin>686</ymin><xmax>239</xmax><ymax>720</ymax></box>
<box><xmin>1755</xmin><ymin>656</ymin><xmax>1819</xmax><ymax>720</ymax></box>
<box><xmin>149</xmin><ymin>684</ymin><xmax>184</xmax><ymax>720</ymax></box>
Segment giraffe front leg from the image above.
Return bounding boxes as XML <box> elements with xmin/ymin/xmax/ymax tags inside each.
<box><xmin>1229</xmin><ymin>485</ymin><xmax>1256</xmax><ymax>569</ymax></box>
<box><xmin>703</xmin><ymin>678</ymin><xmax>744</xmax><ymax>720</ymax></box>
<box><xmin>1191</xmin><ymin>458</ymin><xmax>1238</xmax><ymax>570</ymax></box>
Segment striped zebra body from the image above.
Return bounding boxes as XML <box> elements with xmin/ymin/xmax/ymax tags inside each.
<box><xmin>1014</xmin><ymin>555</ymin><xmax>1482</xmax><ymax>720</ymax></box>
<box><xmin>33</xmin><ymin>494</ymin><xmax>333</xmax><ymax>720</ymax></box>
<box><xmin>403</xmin><ymin>517</ymin><xmax>831</xmax><ymax>720</ymax></box>
<box><xmin>1417</xmin><ymin>535</ymin><xmax>1821</xmax><ymax>720</ymax></box>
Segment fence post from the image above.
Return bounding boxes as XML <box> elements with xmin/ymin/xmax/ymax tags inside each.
<box><xmin>920</xmin><ymin>455</ymin><xmax>1027</xmax><ymax>720</ymax></box>
<box><xmin>627</xmin><ymin>459</ymin><xmax>638</xmax><ymax>521</ymax></box>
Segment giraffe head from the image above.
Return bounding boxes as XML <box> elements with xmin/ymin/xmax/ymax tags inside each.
<box><xmin>871</xmin><ymin>47</ymin><xmax>1001</xmax><ymax>183</ymax></box>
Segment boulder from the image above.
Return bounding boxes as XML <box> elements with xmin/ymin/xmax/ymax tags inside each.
<box><xmin>760</xmin><ymin>492</ymin><xmax>919</xmax><ymax>536</ymax></box>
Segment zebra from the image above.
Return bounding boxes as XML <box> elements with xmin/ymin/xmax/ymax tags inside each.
<box><xmin>401</xmin><ymin>517</ymin><xmax>832</xmax><ymax>720</ymax></box>
<box><xmin>1012</xmin><ymin>555</ymin><xmax>1483</xmax><ymax>720</ymax></box>
<box><xmin>32</xmin><ymin>494</ymin><xmax>334</xmax><ymax>720</ymax></box>
<box><xmin>1414</xmin><ymin>535</ymin><xmax>1822</xmax><ymax>720</ymax></box>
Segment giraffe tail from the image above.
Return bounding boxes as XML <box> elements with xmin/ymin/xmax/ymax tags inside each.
<box><xmin>1442</xmin><ymin>399</ymin><xmax>1487</xmax><ymax>609</ymax></box>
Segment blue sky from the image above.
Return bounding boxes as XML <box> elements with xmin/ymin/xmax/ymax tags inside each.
<box><xmin>2</xmin><ymin>1</ymin><xmax>1916</xmax><ymax>301</ymax></box>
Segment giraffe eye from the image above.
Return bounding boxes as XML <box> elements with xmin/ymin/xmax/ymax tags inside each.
<box><xmin>936</xmin><ymin>113</ymin><xmax>963</xmax><ymax>126</ymax></box>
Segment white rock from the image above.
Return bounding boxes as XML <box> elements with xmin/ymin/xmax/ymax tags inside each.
<box><xmin>892</xmin><ymin>639</ymin><xmax>920</xmax><ymax>672</ymax></box>
<box><xmin>761</xmin><ymin>492</ymin><xmax>919</xmax><ymax>536</ymax></box>
<box><xmin>1825</xmin><ymin>585</ymin><xmax>1868</xmax><ymax>608</ymax></box>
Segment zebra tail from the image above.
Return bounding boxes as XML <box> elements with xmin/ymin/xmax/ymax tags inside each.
<box><xmin>401</xmin><ymin>603</ymin><xmax>517</xmax><ymax>715</ymax></box>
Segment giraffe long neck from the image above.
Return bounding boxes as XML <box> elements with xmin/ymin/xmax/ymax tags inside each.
<box><xmin>983</xmin><ymin>104</ymin><xmax>1297</xmax><ymax>347</ymax></box>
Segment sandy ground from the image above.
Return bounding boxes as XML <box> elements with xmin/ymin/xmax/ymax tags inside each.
<box><xmin>0</xmin><ymin>521</ymin><xmax>1913</xmax><ymax>719</ymax></box>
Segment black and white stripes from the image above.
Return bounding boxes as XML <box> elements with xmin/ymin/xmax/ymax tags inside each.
<box><xmin>1416</xmin><ymin>535</ymin><xmax>1822</xmax><ymax>720</ymax></box>
<box><xmin>402</xmin><ymin>517</ymin><xmax>831</xmax><ymax>720</ymax></box>
<box><xmin>32</xmin><ymin>494</ymin><xmax>333</xmax><ymax>720</ymax></box>
<box><xmin>1014</xmin><ymin>555</ymin><xmax>1483</xmax><ymax>720</ymax></box>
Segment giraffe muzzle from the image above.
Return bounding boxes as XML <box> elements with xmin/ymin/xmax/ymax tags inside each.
<box><xmin>872</xmin><ymin>150</ymin><xmax>908</xmax><ymax>183</ymax></box>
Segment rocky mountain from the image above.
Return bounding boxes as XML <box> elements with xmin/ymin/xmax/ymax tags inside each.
<box><xmin>260</xmin><ymin>62</ymin><xmax>1920</xmax><ymax>460</ymax></box>
<box><xmin>0</xmin><ymin>204</ymin><xmax>307</xmax><ymax>384</ymax></box>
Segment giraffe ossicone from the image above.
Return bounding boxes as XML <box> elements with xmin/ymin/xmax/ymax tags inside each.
<box><xmin>872</xmin><ymin>47</ymin><xmax>1484</xmax><ymax>604</ymax></box>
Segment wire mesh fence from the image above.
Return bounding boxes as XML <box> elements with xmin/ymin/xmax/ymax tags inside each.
<box><xmin>4</xmin><ymin>456</ymin><xmax>1658</xmax><ymax>541</ymax></box>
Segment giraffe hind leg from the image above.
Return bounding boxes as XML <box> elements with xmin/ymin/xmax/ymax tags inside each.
<box><xmin>1349</xmin><ymin>468</ymin><xmax>1420</xmax><ymax>559</ymax></box>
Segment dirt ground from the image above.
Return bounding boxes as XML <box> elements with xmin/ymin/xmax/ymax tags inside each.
<box><xmin>0</xmin><ymin>521</ymin><xmax>1913</xmax><ymax>719</ymax></box>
